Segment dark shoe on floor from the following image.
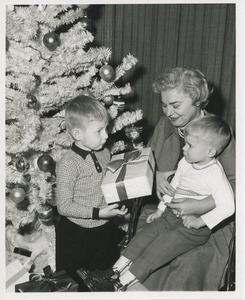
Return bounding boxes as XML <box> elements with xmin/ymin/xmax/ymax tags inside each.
<box><xmin>84</xmin><ymin>276</ymin><xmax>123</xmax><ymax>292</ymax></box>
<box><xmin>77</xmin><ymin>267</ymin><xmax>119</xmax><ymax>283</ymax></box>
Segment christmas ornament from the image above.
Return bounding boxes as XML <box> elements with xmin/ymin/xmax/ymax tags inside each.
<box><xmin>37</xmin><ymin>154</ymin><xmax>54</xmax><ymax>173</ymax></box>
<box><xmin>43</xmin><ymin>32</ymin><xmax>60</xmax><ymax>51</ymax></box>
<box><xmin>103</xmin><ymin>95</ymin><xmax>114</xmax><ymax>106</ymax></box>
<box><xmin>15</xmin><ymin>157</ymin><xmax>30</xmax><ymax>173</ymax></box>
<box><xmin>113</xmin><ymin>97</ymin><xmax>125</xmax><ymax>111</ymax></box>
<box><xmin>9</xmin><ymin>187</ymin><xmax>26</xmax><ymax>203</ymax></box>
<box><xmin>37</xmin><ymin>206</ymin><xmax>54</xmax><ymax>224</ymax></box>
<box><xmin>27</xmin><ymin>94</ymin><xmax>38</xmax><ymax>110</ymax></box>
<box><xmin>125</xmin><ymin>125</ymin><xmax>140</xmax><ymax>141</ymax></box>
<box><xmin>99</xmin><ymin>65</ymin><xmax>115</xmax><ymax>82</ymax></box>
<box><xmin>80</xmin><ymin>16</ymin><xmax>92</xmax><ymax>31</ymax></box>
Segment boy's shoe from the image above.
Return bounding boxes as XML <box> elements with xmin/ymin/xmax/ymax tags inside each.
<box><xmin>83</xmin><ymin>276</ymin><xmax>124</xmax><ymax>292</ymax></box>
<box><xmin>77</xmin><ymin>267</ymin><xmax>119</xmax><ymax>283</ymax></box>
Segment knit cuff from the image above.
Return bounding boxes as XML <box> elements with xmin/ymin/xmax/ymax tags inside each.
<box><xmin>92</xmin><ymin>207</ymin><xmax>100</xmax><ymax>220</ymax></box>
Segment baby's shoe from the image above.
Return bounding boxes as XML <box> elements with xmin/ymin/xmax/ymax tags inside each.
<box><xmin>83</xmin><ymin>276</ymin><xmax>124</xmax><ymax>292</ymax></box>
<box><xmin>77</xmin><ymin>267</ymin><xmax>119</xmax><ymax>283</ymax></box>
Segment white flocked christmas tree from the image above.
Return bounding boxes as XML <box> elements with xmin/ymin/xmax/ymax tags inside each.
<box><xmin>6</xmin><ymin>4</ymin><xmax>143</xmax><ymax>272</ymax></box>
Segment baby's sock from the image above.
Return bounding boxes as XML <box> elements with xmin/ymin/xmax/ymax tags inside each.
<box><xmin>119</xmin><ymin>269</ymin><xmax>138</xmax><ymax>288</ymax></box>
<box><xmin>113</xmin><ymin>256</ymin><xmax>131</xmax><ymax>274</ymax></box>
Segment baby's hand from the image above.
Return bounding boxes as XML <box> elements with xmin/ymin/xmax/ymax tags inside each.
<box><xmin>146</xmin><ymin>211</ymin><xmax>161</xmax><ymax>223</ymax></box>
<box><xmin>182</xmin><ymin>215</ymin><xmax>205</xmax><ymax>229</ymax></box>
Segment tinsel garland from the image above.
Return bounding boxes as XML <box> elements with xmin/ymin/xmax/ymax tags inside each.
<box><xmin>112</xmin><ymin>109</ymin><xmax>143</xmax><ymax>133</ymax></box>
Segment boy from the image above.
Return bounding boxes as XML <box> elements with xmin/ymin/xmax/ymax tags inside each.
<box><xmin>77</xmin><ymin>116</ymin><xmax>235</xmax><ymax>291</ymax></box>
<box><xmin>55</xmin><ymin>95</ymin><xmax>127</xmax><ymax>291</ymax></box>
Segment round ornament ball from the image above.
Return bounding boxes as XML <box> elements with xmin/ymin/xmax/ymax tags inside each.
<box><xmin>103</xmin><ymin>95</ymin><xmax>114</xmax><ymax>106</ymax></box>
<box><xmin>99</xmin><ymin>65</ymin><xmax>115</xmax><ymax>82</ymax></box>
<box><xmin>37</xmin><ymin>206</ymin><xmax>54</xmax><ymax>222</ymax></box>
<box><xmin>15</xmin><ymin>157</ymin><xmax>30</xmax><ymax>173</ymax></box>
<box><xmin>43</xmin><ymin>32</ymin><xmax>60</xmax><ymax>51</ymax></box>
<box><xmin>37</xmin><ymin>154</ymin><xmax>54</xmax><ymax>173</ymax></box>
<box><xmin>80</xmin><ymin>17</ymin><xmax>92</xmax><ymax>31</ymax></box>
<box><xmin>27</xmin><ymin>94</ymin><xmax>38</xmax><ymax>110</ymax></box>
<box><xmin>9</xmin><ymin>187</ymin><xmax>26</xmax><ymax>203</ymax></box>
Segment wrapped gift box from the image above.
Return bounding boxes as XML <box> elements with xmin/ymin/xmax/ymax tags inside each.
<box><xmin>102</xmin><ymin>147</ymin><xmax>155</xmax><ymax>203</ymax></box>
<box><xmin>6</xmin><ymin>260</ymin><xmax>30</xmax><ymax>292</ymax></box>
<box><xmin>15</xmin><ymin>265</ymin><xmax>78</xmax><ymax>292</ymax></box>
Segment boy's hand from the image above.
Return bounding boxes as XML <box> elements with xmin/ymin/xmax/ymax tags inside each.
<box><xmin>99</xmin><ymin>204</ymin><xmax>128</xmax><ymax>219</ymax></box>
<box><xmin>181</xmin><ymin>215</ymin><xmax>205</xmax><ymax>229</ymax></box>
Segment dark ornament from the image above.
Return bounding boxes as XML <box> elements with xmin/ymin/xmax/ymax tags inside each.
<box><xmin>27</xmin><ymin>94</ymin><xmax>38</xmax><ymax>110</ymax></box>
<box><xmin>80</xmin><ymin>16</ymin><xmax>92</xmax><ymax>31</ymax></box>
<box><xmin>43</xmin><ymin>32</ymin><xmax>60</xmax><ymax>51</ymax></box>
<box><xmin>37</xmin><ymin>154</ymin><xmax>54</xmax><ymax>173</ymax></box>
<box><xmin>15</xmin><ymin>157</ymin><xmax>30</xmax><ymax>173</ymax></box>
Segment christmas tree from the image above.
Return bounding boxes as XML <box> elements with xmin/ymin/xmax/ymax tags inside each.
<box><xmin>5</xmin><ymin>4</ymin><xmax>142</xmax><ymax>272</ymax></box>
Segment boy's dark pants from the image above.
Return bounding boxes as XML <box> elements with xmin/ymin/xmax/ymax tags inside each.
<box><xmin>55</xmin><ymin>216</ymin><xmax>124</xmax><ymax>291</ymax></box>
<box><xmin>123</xmin><ymin>208</ymin><xmax>211</xmax><ymax>283</ymax></box>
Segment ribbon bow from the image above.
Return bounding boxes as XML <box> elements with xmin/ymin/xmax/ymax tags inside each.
<box><xmin>107</xmin><ymin>150</ymin><xmax>144</xmax><ymax>201</ymax></box>
<box><xmin>17</xmin><ymin>265</ymin><xmax>73</xmax><ymax>292</ymax></box>
<box><xmin>107</xmin><ymin>150</ymin><xmax>142</xmax><ymax>173</ymax></box>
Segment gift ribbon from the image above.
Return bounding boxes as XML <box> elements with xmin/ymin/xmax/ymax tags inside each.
<box><xmin>17</xmin><ymin>265</ymin><xmax>73</xmax><ymax>292</ymax></box>
<box><xmin>6</xmin><ymin>266</ymin><xmax>27</xmax><ymax>289</ymax></box>
<box><xmin>107</xmin><ymin>150</ymin><xmax>153</xmax><ymax>201</ymax></box>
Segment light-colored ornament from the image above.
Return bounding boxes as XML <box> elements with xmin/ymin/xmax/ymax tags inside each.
<box><xmin>9</xmin><ymin>187</ymin><xmax>26</xmax><ymax>203</ymax></box>
<box><xmin>99</xmin><ymin>65</ymin><xmax>115</xmax><ymax>82</ymax></box>
<box><xmin>103</xmin><ymin>95</ymin><xmax>114</xmax><ymax>106</ymax></box>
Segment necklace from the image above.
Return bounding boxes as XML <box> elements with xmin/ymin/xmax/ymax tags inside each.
<box><xmin>178</xmin><ymin>128</ymin><xmax>184</xmax><ymax>138</ymax></box>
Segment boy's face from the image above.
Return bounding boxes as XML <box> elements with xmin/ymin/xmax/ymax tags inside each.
<box><xmin>76</xmin><ymin>119</ymin><xmax>108</xmax><ymax>151</ymax></box>
<box><xmin>182</xmin><ymin>134</ymin><xmax>212</xmax><ymax>166</ymax></box>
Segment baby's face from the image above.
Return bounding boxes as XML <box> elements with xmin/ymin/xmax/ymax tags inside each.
<box><xmin>182</xmin><ymin>135</ymin><xmax>211</xmax><ymax>166</ymax></box>
<box><xmin>79</xmin><ymin>119</ymin><xmax>108</xmax><ymax>151</ymax></box>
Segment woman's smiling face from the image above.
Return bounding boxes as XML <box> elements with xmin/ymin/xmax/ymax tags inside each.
<box><xmin>160</xmin><ymin>88</ymin><xmax>201</xmax><ymax>128</ymax></box>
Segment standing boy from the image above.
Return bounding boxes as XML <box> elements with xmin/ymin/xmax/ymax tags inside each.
<box><xmin>55</xmin><ymin>95</ymin><xmax>127</xmax><ymax>291</ymax></box>
<box><xmin>78</xmin><ymin>116</ymin><xmax>235</xmax><ymax>291</ymax></box>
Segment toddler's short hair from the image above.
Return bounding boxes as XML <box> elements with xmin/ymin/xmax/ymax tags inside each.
<box><xmin>65</xmin><ymin>95</ymin><xmax>109</xmax><ymax>133</ymax></box>
<box><xmin>184</xmin><ymin>116</ymin><xmax>231</xmax><ymax>155</ymax></box>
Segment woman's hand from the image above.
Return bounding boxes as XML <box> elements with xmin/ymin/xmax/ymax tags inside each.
<box><xmin>182</xmin><ymin>215</ymin><xmax>205</xmax><ymax>229</ymax></box>
<box><xmin>165</xmin><ymin>195</ymin><xmax>216</xmax><ymax>215</ymax></box>
<box><xmin>156</xmin><ymin>170</ymin><xmax>176</xmax><ymax>199</ymax></box>
<box><xmin>99</xmin><ymin>204</ymin><xmax>128</xmax><ymax>219</ymax></box>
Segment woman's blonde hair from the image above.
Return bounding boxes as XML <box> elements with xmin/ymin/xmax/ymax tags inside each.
<box><xmin>152</xmin><ymin>67</ymin><xmax>213</xmax><ymax>109</ymax></box>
